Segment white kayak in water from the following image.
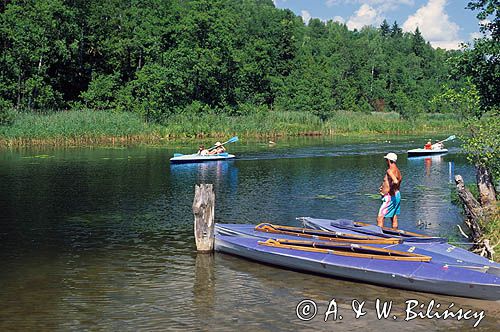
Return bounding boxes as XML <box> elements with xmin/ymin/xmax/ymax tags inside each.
<box><xmin>407</xmin><ymin>148</ymin><xmax>448</xmax><ymax>157</ymax></box>
<box><xmin>169</xmin><ymin>152</ymin><xmax>236</xmax><ymax>163</ymax></box>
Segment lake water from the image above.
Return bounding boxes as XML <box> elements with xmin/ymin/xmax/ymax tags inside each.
<box><xmin>1</xmin><ymin>136</ymin><xmax>498</xmax><ymax>331</ymax></box>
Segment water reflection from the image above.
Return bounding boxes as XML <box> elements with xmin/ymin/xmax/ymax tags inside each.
<box><xmin>170</xmin><ymin>160</ymin><xmax>238</xmax><ymax>191</ymax></box>
<box><xmin>193</xmin><ymin>253</ymin><xmax>215</xmax><ymax>320</ymax></box>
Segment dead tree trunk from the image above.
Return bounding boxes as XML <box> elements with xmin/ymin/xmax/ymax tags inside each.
<box><xmin>193</xmin><ymin>184</ymin><xmax>215</xmax><ymax>253</ymax></box>
<box><xmin>476</xmin><ymin>164</ymin><xmax>497</xmax><ymax>208</ymax></box>
<box><xmin>455</xmin><ymin>175</ymin><xmax>494</xmax><ymax>258</ymax></box>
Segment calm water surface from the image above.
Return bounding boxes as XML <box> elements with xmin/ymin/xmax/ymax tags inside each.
<box><xmin>1</xmin><ymin>136</ymin><xmax>498</xmax><ymax>331</ymax></box>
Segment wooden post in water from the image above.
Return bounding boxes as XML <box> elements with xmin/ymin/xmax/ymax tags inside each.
<box><xmin>193</xmin><ymin>184</ymin><xmax>215</xmax><ymax>253</ymax></box>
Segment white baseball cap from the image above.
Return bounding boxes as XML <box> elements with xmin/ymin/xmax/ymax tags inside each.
<box><xmin>384</xmin><ymin>152</ymin><xmax>397</xmax><ymax>162</ymax></box>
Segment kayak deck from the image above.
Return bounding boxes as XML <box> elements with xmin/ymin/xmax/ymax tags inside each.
<box><xmin>259</xmin><ymin>238</ymin><xmax>432</xmax><ymax>261</ymax></box>
<box><xmin>301</xmin><ymin>217</ymin><xmax>500</xmax><ymax>270</ymax></box>
<box><xmin>254</xmin><ymin>223</ymin><xmax>401</xmax><ymax>244</ymax></box>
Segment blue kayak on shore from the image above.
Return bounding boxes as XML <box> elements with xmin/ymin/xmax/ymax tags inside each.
<box><xmin>215</xmin><ymin>223</ymin><xmax>500</xmax><ymax>274</ymax></box>
<box><xmin>215</xmin><ymin>234</ymin><xmax>500</xmax><ymax>300</ymax></box>
<box><xmin>169</xmin><ymin>152</ymin><xmax>235</xmax><ymax>164</ymax></box>
<box><xmin>300</xmin><ymin>217</ymin><xmax>499</xmax><ymax>271</ymax></box>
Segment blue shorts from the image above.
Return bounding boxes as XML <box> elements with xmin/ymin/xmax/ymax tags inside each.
<box><xmin>378</xmin><ymin>191</ymin><xmax>401</xmax><ymax>218</ymax></box>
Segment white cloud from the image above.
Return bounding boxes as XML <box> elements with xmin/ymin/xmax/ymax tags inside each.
<box><xmin>402</xmin><ymin>0</ymin><xmax>461</xmax><ymax>49</ymax></box>
<box><xmin>298</xmin><ymin>9</ymin><xmax>343</xmax><ymax>25</ymax></box>
<box><xmin>431</xmin><ymin>41</ymin><xmax>462</xmax><ymax>49</ymax></box>
<box><xmin>346</xmin><ymin>4</ymin><xmax>383</xmax><ymax>30</ymax></box>
<box><xmin>301</xmin><ymin>10</ymin><xmax>312</xmax><ymax>24</ymax></box>
<box><xmin>326</xmin><ymin>0</ymin><xmax>414</xmax><ymax>12</ymax></box>
<box><xmin>332</xmin><ymin>16</ymin><xmax>345</xmax><ymax>24</ymax></box>
<box><xmin>469</xmin><ymin>32</ymin><xmax>482</xmax><ymax>40</ymax></box>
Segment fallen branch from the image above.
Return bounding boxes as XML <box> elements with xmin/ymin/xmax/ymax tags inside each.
<box><xmin>456</xmin><ymin>224</ymin><xmax>469</xmax><ymax>239</ymax></box>
<box><xmin>454</xmin><ymin>175</ymin><xmax>483</xmax><ymax>242</ymax></box>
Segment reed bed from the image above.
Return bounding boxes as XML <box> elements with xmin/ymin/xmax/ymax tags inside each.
<box><xmin>0</xmin><ymin>110</ymin><xmax>463</xmax><ymax>147</ymax></box>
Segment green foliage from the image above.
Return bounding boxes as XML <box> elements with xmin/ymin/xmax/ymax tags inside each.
<box><xmin>0</xmin><ymin>0</ymin><xmax>468</xmax><ymax>122</ymax></box>
<box><xmin>452</xmin><ymin>1</ymin><xmax>500</xmax><ymax>117</ymax></box>
<box><xmin>430</xmin><ymin>79</ymin><xmax>481</xmax><ymax>117</ymax></box>
<box><xmin>462</xmin><ymin>115</ymin><xmax>500</xmax><ymax>182</ymax></box>
<box><xmin>80</xmin><ymin>73</ymin><xmax>120</xmax><ymax>110</ymax></box>
<box><xmin>0</xmin><ymin>98</ymin><xmax>16</xmax><ymax>126</ymax></box>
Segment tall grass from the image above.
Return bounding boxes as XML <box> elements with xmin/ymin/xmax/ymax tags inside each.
<box><xmin>161</xmin><ymin>111</ymin><xmax>323</xmax><ymax>137</ymax></box>
<box><xmin>0</xmin><ymin>110</ymin><xmax>161</xmax><ymax>146</ymax></box>
<box><xmin>0</xmin><ymin>109</ymin><xmax>463</xmax><ymax>147</ymax></box>
<box><xmin>324</xmin><ymin>112</ymin><xmax>461</xmax><ymax>134</ymax></box>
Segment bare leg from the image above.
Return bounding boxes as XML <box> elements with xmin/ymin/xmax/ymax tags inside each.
<box><xmin>391</xmin><ymin>215</ymin><xmax>398</xmax><ymax>229</ymax></box>
<box><xmin>377</xmin><ymin>215</ymin><xmax>384</xmax><ymax>227</ymax></box>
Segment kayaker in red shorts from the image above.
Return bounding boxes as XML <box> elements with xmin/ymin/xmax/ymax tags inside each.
<box><xmin>424</xmin><ymin>140</ymin><xmax>432</xmax><ymax>150</ymax></box>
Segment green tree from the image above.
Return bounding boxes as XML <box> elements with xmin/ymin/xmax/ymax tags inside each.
<box><xmin>379</xmin><ymin>19</ymin><xmax>390</xmax><ymax>37</ymax></box>
<box><xmin>453</xmin><ymin>0</ymin><xmax>499</xmax><ymax>116</ymax></box>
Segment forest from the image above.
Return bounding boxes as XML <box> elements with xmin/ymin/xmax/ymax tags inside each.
<box><xmin>0</xmin><ymin>0</ymin><xmax>469</xmax><ymax>126</ymax></box>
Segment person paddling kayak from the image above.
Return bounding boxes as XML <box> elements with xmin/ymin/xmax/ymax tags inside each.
<box><xmin>197</xmin><ymin>145</ymin><xmax>209</xmax><ymax>156</ymax></box>
<box><xmin>209</xmin><ymin>142</ymin><xmax>226</xmax><ymax>155</ymax></box>
<box><xmin>377</xmin><ymin>153</ymin><xmax>402</xmax><ymax>229</ymax></box>
<box><xmin>424</xmin><ymin>140</ymin><xmax>432</xmax><ymax>150</ymax></box>
<box><xmin>431</xmin><ymin>141</ymin><xmax>445</xmax><ymax>150</ymax></box>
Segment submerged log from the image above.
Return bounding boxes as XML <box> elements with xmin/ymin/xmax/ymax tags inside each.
<box><xmin>193</xmin><ymin>184</ymin><xmax>215</xmax><ymax>253</ymax></box>
<box><xmin>476</xmin><ymin>164</ymin><xmax>497</xmax><ymax>208</ymax></box>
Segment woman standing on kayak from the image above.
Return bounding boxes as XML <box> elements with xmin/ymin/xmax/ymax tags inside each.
<box><xmin>377</xmin><ymin>153</ymin><xmax>402</xmax><ymax>229</ymax></box>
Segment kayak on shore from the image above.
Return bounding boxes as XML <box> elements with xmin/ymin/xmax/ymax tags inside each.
<box><xmin>300</xmin><ymin>217</ymin><xmax>499</xmax><ymax>271</ymax></box>
<box><xmin>215</xmin><ymin>223</ymin><xmax>499</xmax><ymax>273</ymax></box>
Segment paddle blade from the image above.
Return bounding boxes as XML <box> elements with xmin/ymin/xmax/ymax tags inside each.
<box><xmin>445</xmin><ymin>135</ymin><xmax>456</xmax><ymax>141</ymax></box>
<box><xmin>227</xmin><ymin>136</ymin><xmax>239</xmax><ymax>143</ymax></box>
<box><xmin>173</xmin><ymin>153</ymin><xmax>184</xmax><ymax>157</ymax></box>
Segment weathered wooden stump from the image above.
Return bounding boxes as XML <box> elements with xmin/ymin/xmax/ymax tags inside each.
<box><xmin>193</xmin><ymin>184</ymin><xmax>215</xmax><ymax>253</ymax></box>
<box><xmin>476</xmin><ymin>165</ymin><xmax>497</xmax><ymax>207</ymax></box>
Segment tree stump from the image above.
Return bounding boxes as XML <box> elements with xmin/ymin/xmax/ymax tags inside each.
<box><xmin>193</xmin><ymin>184</ymin><xmax>215</xmax><ymax>252</ymax></box>
<box><xmin>476</xmin><ymin>165</ymin><xmax>497</xmax><ymax>207</ymax></box>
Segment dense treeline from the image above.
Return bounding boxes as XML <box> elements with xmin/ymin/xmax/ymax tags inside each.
<box><xmin>0</xmin><ymin>0</ymin><xmax>464</xmax><ymax>123</ymax></box>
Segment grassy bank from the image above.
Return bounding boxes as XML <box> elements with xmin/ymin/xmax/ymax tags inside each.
<box><xmin>0</xmin><ymin>110</ymin><xmax>463</xmax><ymax>147</ymax></box>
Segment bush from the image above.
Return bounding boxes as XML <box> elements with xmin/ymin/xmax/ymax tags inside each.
<box><xmin>0</xmin><ymin>98</ymin><xmax>16</xmax><ymax>126</ymax></box>
<box><xmin>80</xmin><ymin>72</ymin><xmax>120</xmax><ymax>111</ymax></box>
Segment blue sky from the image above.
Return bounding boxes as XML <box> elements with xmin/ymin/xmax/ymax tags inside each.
<box><xmin>273</xmin><ymin>0</ymin><xmax>483</xmax><ymax>49</ymax></box>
